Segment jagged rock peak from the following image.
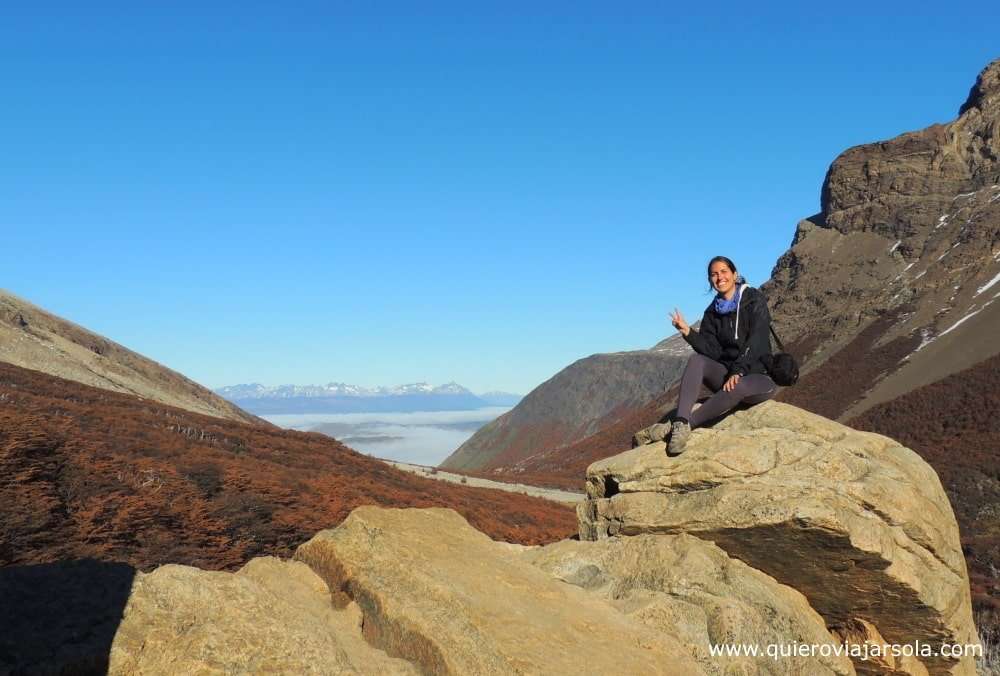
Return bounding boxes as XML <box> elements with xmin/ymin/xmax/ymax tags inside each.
<box><xmin>762</xmin><ymin>57</ymin><xmax>1000</xmax><ymax>353</ymax></box>
<box><xmin>959</xmin><ymin>56</ymin><xmax>1000</xmax><ymax>115</ymax></box>
<box><xmin>816</xmin><ymin>57</ymin><xmax>1000</xmax><ymax>232</ymax></box>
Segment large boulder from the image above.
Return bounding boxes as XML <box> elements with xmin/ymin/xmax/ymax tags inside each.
<box><xmin>520</xmin><ymin>534</ymin><xmax>855</xmax><ymax>675</ymax></box>
<box><xmin>294</xmin><ymin>506</ymin><xmax>704</xmax><ymax>675</ymax></box>
<box><xmin>109</xmin><ymin>557</ymin><xmax>418</xmax><ymax>674</ymax></box>
<box><xmin>579</xmin><ymin>402</ymin><xmax>978</xmax><ymax>676</ymax></box>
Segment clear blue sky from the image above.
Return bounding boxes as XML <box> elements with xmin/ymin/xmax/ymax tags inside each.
<box><xmin>2</xmin><ymin>2</ymin><xmax>997</xmax><ymax>394</ymax></box>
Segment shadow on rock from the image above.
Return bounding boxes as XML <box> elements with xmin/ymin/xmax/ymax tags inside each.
<box><xmin>0</xmin><ymin>559</ymin><xmax>135</xmax><ymax>675</ymax></box>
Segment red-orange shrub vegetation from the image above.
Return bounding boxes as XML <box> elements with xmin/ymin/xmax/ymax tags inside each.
<box><xmin>0</xmin><ymin>363</ymin><xmax>576</xmax><ymax>572</ymax></box>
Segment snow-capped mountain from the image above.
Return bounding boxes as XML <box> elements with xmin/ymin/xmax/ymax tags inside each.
<box><xmin>216</xmin><ymin>381</ymin><xmax>474</xmax><ymax>400</ymax></box>
<box><xmin>214</xmin><ymin>381</ymin><xmax>505</xmax><ymax>415</ymax></box>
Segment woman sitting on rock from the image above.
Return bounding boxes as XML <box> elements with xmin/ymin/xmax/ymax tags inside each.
<box><xmin>666</xmin><ymin>256</ymin><xmax>777</xmax><ymax>456</ymax></box>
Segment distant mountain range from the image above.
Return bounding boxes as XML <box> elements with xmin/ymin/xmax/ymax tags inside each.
<box><xmin>476</xmin><ymin>391</ymin><xmax>524</xmax><ymax>407</ymax></box>
<box><xmin>215</xmin><ymin>382</ymin><xmax>522</xmax><ymax>414</ymax></box>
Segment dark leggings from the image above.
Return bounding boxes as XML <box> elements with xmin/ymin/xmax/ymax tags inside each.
<box><xmin>676</xmin><ymin>353</ymin><xmax>777</xmax><ymax>428</ymax></box>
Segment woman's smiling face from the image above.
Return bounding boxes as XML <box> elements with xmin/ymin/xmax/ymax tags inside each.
<box><xmin>709</xmin><ymin>261</ymin><xmax>736</xmax><ymax>297</ymax></box>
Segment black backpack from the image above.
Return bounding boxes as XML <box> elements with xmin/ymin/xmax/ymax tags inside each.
<box><xmin>762</xmin><ymin>326</ymin><xmax>799</xmax><ymax>387</ymax></box>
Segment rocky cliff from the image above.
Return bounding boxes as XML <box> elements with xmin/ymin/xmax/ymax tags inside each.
<box><xmin>0</xmin><ymin>289</ymin><xmax>260</xmax><ymax>424</ymax></box>
<box><xmin>5</xmin><ymin>404</ymin><xmax>981</xmax><ymax>674</ymax></box>
<box><xmin>767</xmin><ymin>56</ymin><xmax>1000</xmax><ymax>420</ymax></box>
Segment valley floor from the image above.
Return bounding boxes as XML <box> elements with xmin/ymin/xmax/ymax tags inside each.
<box><xmin>381</xmin><ymin>460</ymin><xmax>584</xmax><ymax>505</ymax></box>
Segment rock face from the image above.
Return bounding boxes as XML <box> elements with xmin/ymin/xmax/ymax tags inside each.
<box><xmin>294</xmin><ymin>506</ymin><xmax>705</xmax><ymax>675</ymax></box>
<box><xmin>767</xmin><ymin>58</ymin><xmax>1000</xmax><ymax>420</ymax></box>
<box><xmin>579</xmin><ymin>401</ymin><xmax>978</xmax><ymax>675</ymax></box>
<box><xmin>520</xmin><ymin>534</ymin><xmax>855</xmax><ymax>675</ymax></box>
<box><xmin>0</xmin><ymin>289</ymin><xmax>259</xmax><ymax>424</ymax></box>
<box><xmin>109</xmin><ymin>557</ymin><xmax>419</xmax><ymax>674</ymax></box>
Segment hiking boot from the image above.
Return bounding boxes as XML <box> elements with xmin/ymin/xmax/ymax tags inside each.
<box><xmin>632</xmin><ymin>423</ymin><xmax>671</xmax><ymax>447</ymax></box>
<box><xmin>666</xmin><ymin>421</ymin><xmax>691</xmax><ymax>457</ymax></box>
<box><xmin>651</xmin><ymin>423</ymin><xmax>671</xmax><ymax>442</ymax></box>
<box><xmin>631</xmin><ymin>427</ymin><xmax>650</xmax><ymax>448</ymax></box>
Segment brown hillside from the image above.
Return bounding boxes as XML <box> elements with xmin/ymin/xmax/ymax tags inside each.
<box><xmin>774</xmin><ymin>310</ymin><xmax>920</xmax><ymax>420</ymax></box>
<box><xmin>848</xmin><ymin>351</ymin><xmax>1000</xmax><ymax>619</ymax></box>
<box><xmin>0</xmin><ymin>362</ymin><xmax>575</xmax><ymax>572</ymax></box>
<box><xmin>475</xmin><ymin>387</ymin><xmax>680</xmax><ymax>492</ymax></box>
<box><xmin>441</xmin><ymin>342</ymin><xmax>690</xmax><ymax>472</ymax></box>
<box><xmin>0</xmin><ymin>289</ymin><xmax>260</xmax><ymax>425</ymax></box>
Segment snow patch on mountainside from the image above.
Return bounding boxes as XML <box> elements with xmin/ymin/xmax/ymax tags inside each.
<box><xmin>976</xmin><ymin>270</ymin><xmax>1000</xmax><ymax>296</ymax></box>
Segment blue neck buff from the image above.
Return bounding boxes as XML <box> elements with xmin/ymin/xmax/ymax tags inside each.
<box><xmin>713</xmin><ymin>282</ymin><xmax>744</xmax><ymax>315</ymax></box>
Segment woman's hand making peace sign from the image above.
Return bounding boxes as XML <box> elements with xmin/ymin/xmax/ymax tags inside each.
<box><xmin>670</xmin><ymin>308</ymin><xmax>690</xmax><ymax>336</ymax></box>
